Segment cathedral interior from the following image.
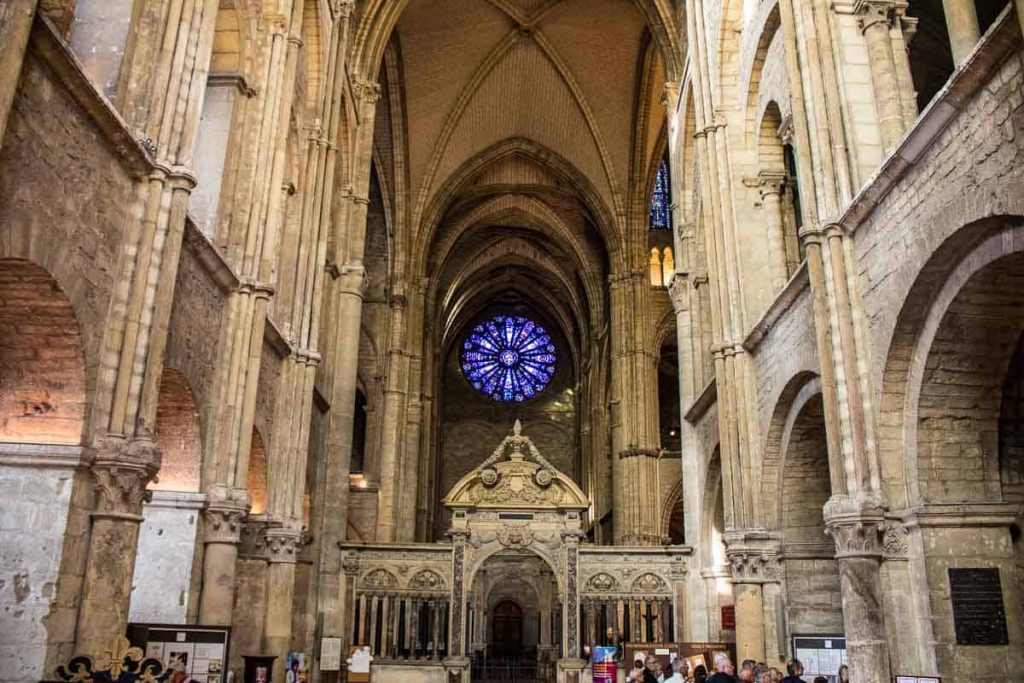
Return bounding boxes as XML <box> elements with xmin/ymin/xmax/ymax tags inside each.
<box><xmin>0</xmin><ymin>0</ymin><xmax>1023</xmax><ymax>681</ymax></box>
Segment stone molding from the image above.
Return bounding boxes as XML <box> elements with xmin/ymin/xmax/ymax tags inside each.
<box><xmin>617</xmin><ymin>447</ymin><xmax>661</xmax><ymax>460</ymax></box>
<box><xmin>145</xmin><ymin>490</ymin><xmax>206</xmax><ymax>510</ymax></box>
<box><xmin>0</xmin><ymin>442</ymin><xmax>85</xmax><ymax>469</ymax></box>
<box><xmin>901</xmin><ymin>502</ymin><xmax>1020</xmax><ymax>529</ymax></box>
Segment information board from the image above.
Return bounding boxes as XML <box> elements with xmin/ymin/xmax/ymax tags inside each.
<box><xmin>320</xmin><ymin>637</ymin><xmax>342</xmax><ymax>672</ymax></box>
<box><xmin>127</xmin><ymin>623</ymin><xmax>230</xmax><ymax>683</ymax></box>
<box><xmin>948</xmin><ymin>567</ymin><xmax>1008</xmax><ymax>645</ymax></box>
<box><xmin>792</xmin><ymin>635</ymin><xmax>846</xmax><ymax>683</ymax></box>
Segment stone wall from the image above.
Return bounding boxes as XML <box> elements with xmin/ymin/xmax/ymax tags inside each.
<box><xmin>128</xmin><ymin>491</ymin><xmax>205</xmax><ymax>624</ymax></box>
<box><xmin>0</xmin><ymin>452</ymin><xmax>79</xmax><ymax>683</ymax></box>
<box><xmin>0</xmin><ymin>49</ymin><xmax>136</xmax><ymax>394</ymax></box>
<box><xmin>164</xmin><ymin>229</ymin><xmax>228</xmax><ymax>430</ymax></box>
<box><xmin>437</xmin><ymin>312</ymin><xmax>577</xmax><ymax>534</ymax></box>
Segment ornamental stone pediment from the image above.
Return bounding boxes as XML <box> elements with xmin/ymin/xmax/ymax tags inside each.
<box><xmin>443</xmin><ymin>420</ymin><xmax>588</xmax><ymax>511</ymax></box>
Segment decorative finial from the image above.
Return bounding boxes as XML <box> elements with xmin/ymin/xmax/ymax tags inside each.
<box><xmin>513</xmin><ymin>419</ymin><xmax>522</xmax><ymax>436</ymax></box>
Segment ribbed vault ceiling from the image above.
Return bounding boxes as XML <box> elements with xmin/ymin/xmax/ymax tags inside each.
<box><xmin>395</xmin><ymin>0</ymin><xmax>667</xmax><ymax>225</ymax></box>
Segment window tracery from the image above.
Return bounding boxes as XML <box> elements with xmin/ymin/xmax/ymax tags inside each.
<box><xmin>460</xmin><ymin>315</ymin><xmax>557</xmax><ymax>402</ymax></box>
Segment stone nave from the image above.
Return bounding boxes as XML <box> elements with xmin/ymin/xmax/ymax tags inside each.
<box><xmin>0</xmin><ymin>0</ymin><xmax>1022</xmax><ymax>681</ymax></box>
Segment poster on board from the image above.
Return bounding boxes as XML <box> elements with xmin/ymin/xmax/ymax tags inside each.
<box><xmin>791</xmin><ymin>636</ymin><xmax>847</xmax><ymax>683</ymax></box>
<box><xmin>127</xmin><ymin>623</ymin><xmax>230</xmax><ymax>683</ymax></box>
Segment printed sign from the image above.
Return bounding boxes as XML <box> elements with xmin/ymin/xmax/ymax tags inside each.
<box><xmin>591</xmin><ymin>646</ymin><xmax>618</xmax><ymax>683</ymax></box>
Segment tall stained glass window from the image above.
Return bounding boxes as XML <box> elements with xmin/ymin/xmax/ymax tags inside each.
<box><xmin>460</xmin><ymin>314</ymin><xmax>557</xmax><ymax>402</ymax></box>
<box><xmin>649</xmin><ymin>155</ymin><xmax>671</xmax><ymax>230</ymax></box>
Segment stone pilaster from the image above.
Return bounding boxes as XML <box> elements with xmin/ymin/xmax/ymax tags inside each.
<box><xmin>824</xmin><ymin>495</ymin><xmax>890</xmax><ymax>683</ymax></box>
<box><xmin>449</xmin><ymin>534</ymin><xmax>467</xmax><ymax>657</ymax></box>
<box><xmin>757</xmin><ymin>171</ymin><xmax>789</xmax><ymax>291</ymax></box>
<box><xmin>375</xmin><ymin>294</ymin><xmax>410</xmax><ymax>542</ymax></box>
<box><xmin>857</xmin><ymin>0</ymin><xmax>907</xmax><ymax>151</ymax></box>
<box><xmin>198</xmin><ymin>487</ymin><xmax>249</xmax><ymax>624</ymax></box>
<box><xmin>264</xmin><ymin>524</ymin><xmax>304</xmax><ymax>682</ymax></box>
<box><xmin>725</xmin><ymin>532</ymin><xmax>782</xmax><ymax>664</ymax></box>
<box><xmin>75</xmin><ymin>437</ymin><xmax>158</xmax><ymax>655</ymax></box>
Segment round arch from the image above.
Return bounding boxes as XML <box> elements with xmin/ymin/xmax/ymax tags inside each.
<box><xmin>879</xmin><ymin>217</ymin><xmax>1024</xmax><ymax>506</ymax></box>
<box><xmin>151</xmin><ymin>368</ymin><xmax>202</xmax><ymax>492</ymax></box>
<box><xmin>0</xmin><ymin>258</ymin><xmax>87</xmax><ymax>446</ymax></box>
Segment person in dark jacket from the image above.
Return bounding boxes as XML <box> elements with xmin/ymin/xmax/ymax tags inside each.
<box><xmin>780</xmin><ymin>659</ymin><xmax>804</xmax><ymax>683</ymax></box>
<box><xmin>707</xmin><ymin>653</ymin><xmax>737</xmax><ymax>683</ymax></box>
<box><xmin>643</xmin><ymin>655</ymin><xmax>660</xmax><ymax>683</ymax></box>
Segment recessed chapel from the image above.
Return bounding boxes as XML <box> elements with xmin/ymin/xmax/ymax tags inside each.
<box><xmin>0</xmin><ymin>0</ymin><xmax>1022</xmax><ymax>681</ymax></box>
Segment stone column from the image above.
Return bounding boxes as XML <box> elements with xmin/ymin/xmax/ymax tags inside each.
<box><xmin>757</xmin><ymin>171</ymin><xmax>789</xmax><ymax>291</ymax></box>
<box><xmin>0</xmin><ymin>0</ymin><xmax>37</xmax><ymax>153</ymax></box>
<box><xmin>75</xmin><ymin>438</ymin><xmax>158</xmax><ymax>655</ymax></box>
<box><xmin>824</xmin><ymin>495</ymin><xmax>891</xmax><ymax>683</ymax></box>
<box><xmin>340</xmin><ymin>551</ymin><xmax>360</xmax><ymax>649</ymax></box>
<box><xmin>942</xmin><ymin>0</ymin><xmax>981</xmax><ymax>65</ymax></box>
<box><xmin>668</xmin><ymin>557</ymin><xmax>689</xmax><ymax>641</ymax></box>
<box><xmin>198</xmin><ymin>489</ymin><xmax>248</xmax><ymax>623</ymax></box>
<box><xmin>725</xmin><ymin>535</ymin><xmax>782</xmax><ymax>664</ymax></box>
<box><xmin>264</xmin><ymin>526</ymin><xmax>303</xmax><ymax>682</ymax></box>
<box><xmin>563</xmin><ymin>535</ymin><xmax>582</xmax><ymax>662</ymax></box>
<box><xmin>375</xmin><ymin>295</ymin><xmax>409</xmax><ymax>541</ymax></box>
<box><xmin>609</xmin><ymin>266</ymin><xmax>662</xmax><ymax>545</ymax></box>
<box><xmin>444</xmin><ymin>538</ymin><xmax>469</xmax><ymax>681</ymax></box>
<box><xmin>858</xmin><ymin>0</ymin><xmax>906</xmax><ymax>152</ymax></box>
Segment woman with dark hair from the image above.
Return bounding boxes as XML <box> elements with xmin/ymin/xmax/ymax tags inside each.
<box><xmin>694</xmin><ymin>664</ymin><xmax>709</xmax><ymax>683</ymax></box>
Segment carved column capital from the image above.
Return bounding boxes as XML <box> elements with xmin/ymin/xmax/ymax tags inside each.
<box><xmin>265</xmin><ymin>526</ymin><xmax>304</xmax><ymax>564</ymax></box>
<box><xmin>669</xmin><ymin>556</ymin><xmax>690</xmax><ymax>580</ymax></box>
<box><xmin>661</xmin><ymin>81</ymin><xmax>680</xmax><ymax>112</ymax></box>
<box><xmin>331</xmin><ymin>0</ymin><xmax>355</xmax><ymax>20</ymax></box>
<box><xmin>342</xmin><ymin>550</ymin><xmax>360</xmax><ymax>576</ymax></box>
<box><xmin>723</xmin><ymin>531</ymin><xmax>782</xmax><ymax>584</ymax></box>
<box><xmin>756</xmin><ymin>170</ymin><xmax>787</xmax><ymax>199</ymax></box>
<box><xmin>203</xmin><ymin>502</ymin><xmax>248</xmax><ymax>544</ymax></box>
<box><xmin>856</xmin><ymin>0</ymin><xmax>896</xmax><ymax>32</ymax></box>
<box><xmin>823</xmin><ymin>493</ymin><xmax>886</xmax><ymax>559</ymax></box>
<box><xmin>726</xmin><ymin>550</ymin><xmax>782</xmax><ymax>583</ymax></box>
<box><xmin>352</xmin><ymin>77</ymin><xmax>382</xmax><ymax>106</ymax></box>
<box><xmin>667</xmin><ymin>274</ymin><xmax>689</xmax><ymax>313</ymax></box>
<box><xmin>88</xmin><ymin>436</ymin><xmax>159</xmax><ymax>520</ymax></box>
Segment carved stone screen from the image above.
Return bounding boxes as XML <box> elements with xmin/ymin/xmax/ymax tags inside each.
<box><xmin>948</xmin><ymin>567</ymin><xmax>1008</xmax><ymax>645</ymax></box>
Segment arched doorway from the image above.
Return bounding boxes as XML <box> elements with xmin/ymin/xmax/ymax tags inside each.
<box><xmin>469</xmin><ymin>549</ymin><xmax>557</xmax><ymax>680</ymax></box>
<box><xmin>491</xmin><ymin>600</ymin><xmax>524</xmax><ymax>656</ymax></box>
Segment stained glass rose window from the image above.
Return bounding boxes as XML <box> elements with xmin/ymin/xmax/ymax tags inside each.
<box><xmin>460</xmin><ymin>315</ymin><xmax>557</xmax><ymax>402</ymax></box>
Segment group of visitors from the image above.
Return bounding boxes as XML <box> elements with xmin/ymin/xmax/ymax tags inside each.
<box><xmin>627</xmin><ymin>654</ymin><xmax>850</xmax><ymax>683</ymax></box>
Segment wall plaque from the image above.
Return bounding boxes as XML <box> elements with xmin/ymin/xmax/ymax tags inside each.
<box><xmin>948</xmin><ymin>567</ymin><xmax>1008</xmax><ymax>645</ymax></box>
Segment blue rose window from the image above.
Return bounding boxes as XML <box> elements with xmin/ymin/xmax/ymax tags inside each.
<box><xmin>461</xmin><ymin>315</ymin><xmax>557</xmax><ymax>402</ymax></box>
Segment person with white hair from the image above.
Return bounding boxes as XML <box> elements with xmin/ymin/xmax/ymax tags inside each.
<box><xmin>663</xmin><ymin>658</ymin><xmax>690</xmax><ymax>683</ymax></box>
<box><xmin>707</xmin><ymin>653</ymin><xmax>737</xmax><ymax>683</ymax></box>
